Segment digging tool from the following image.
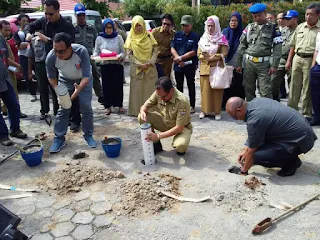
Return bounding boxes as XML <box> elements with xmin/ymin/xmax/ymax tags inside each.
<box><xmin>252</xmin><ymin>193</ymin><xmax>320</xmax><ymax>234</ymax></box>
<box><xmin>44</xmin><ymin>114</ymin><xmax>52</xmax><ymax>126</ymax></box>
<box><xmin>0</xmin><ymin>133</ymin><xmax>47</xmax><ymax>165</ymax></box>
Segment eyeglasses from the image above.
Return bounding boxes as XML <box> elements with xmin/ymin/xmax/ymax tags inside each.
<box><xmin>54</xmin><ymin>48</ymin><xmax>68</xmax><ymax>55</ymax></box>
<box><xmin>45</xmin><ymin>12</ymin><xmax>55</xmax><ymax>16</ymax></box>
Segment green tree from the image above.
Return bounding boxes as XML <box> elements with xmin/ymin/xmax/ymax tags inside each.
<box><xmin>81</xmin><ymin>0</ymin><xmax>111</xmax><ymax>18</ymax></box>
<box><xmin>0</xmin><ymin>0</ymin><xmax>29</xmax><ymax>16</ymax></box>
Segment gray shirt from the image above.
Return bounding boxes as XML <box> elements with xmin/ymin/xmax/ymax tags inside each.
<box><xmin>0</xmin><ymin>34</ymin><xmax>10</xmax><ymax>93</ymax></box>
<box><xmin>28</xmin><ymin>37</ymin><xmax>47</xmax><ymax>63</ymax></box>
<box><xmin>46</xmin><ymin>44</ymin><xmax>91</xmax><ymax>81</ymax></box>
<box><xmin>74</xmin><ymin>23</ymin><xmax>97</xmax><ymax>55</ymax></box>
<box><xmin>245</xmin><ymin>98</ymin><xmax>317</xmax><ymax>153</ymax></box>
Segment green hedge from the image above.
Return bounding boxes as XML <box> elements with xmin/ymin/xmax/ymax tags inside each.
<box><xmin>164</xmin><ymin>1</ymin><xmax>316</xmax><ymax>34</ymax></box>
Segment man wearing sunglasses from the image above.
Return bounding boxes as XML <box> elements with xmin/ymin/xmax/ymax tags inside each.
<box><xmin>152</xmin><ymin>14</ymin><xmax>175</xmax><ymax>78</ymax></box>
<box><xmin>46</xmin><ymin>33</ymin><xmax>96</xmax><ymax>153</ymax></box>
<box><xmin>226</xmin><ymin>97</ymin><xmax>317</xmax><ymax>177</ymax></box>
<box><xmin>138</xmin><ymin>76</ymin><xmax>192</xmax><ymax>156</ymax></box>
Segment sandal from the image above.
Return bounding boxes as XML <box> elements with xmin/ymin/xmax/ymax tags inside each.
<box><xmin>105</xmin><ymin>108</ymin><xmax>111</xmax><ymax>115</ymax></box>
<box><xmin>118</xmin><ymin>107</ymin><xmax>126</xmax><ymax>114</ymax></box>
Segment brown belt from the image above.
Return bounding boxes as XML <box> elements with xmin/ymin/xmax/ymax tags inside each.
<box><xmin>296</xmin><ymin>52</ymin><xmax>313</xmax><ymax>58</ymax></box>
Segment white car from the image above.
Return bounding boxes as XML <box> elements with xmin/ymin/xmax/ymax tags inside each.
<box><xmin>122</xmin><ymin>20</ymin><xmax>157</xmax><ymax>36</ymax></box>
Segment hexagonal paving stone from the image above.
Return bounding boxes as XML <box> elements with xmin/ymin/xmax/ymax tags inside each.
<box><xmin>71</xmin><ymin>199</ymin><xmax>92</xmax><ymax>212</ymax></box>
<box><xmin>16</xmin><ymin>204</ymin><xmax>36</xmax><ymax>215</ymax></box>
<box><xmin>90</xmin><ymin>202</ymin><xmax>113</xmax><ymax>215</ymax></box>
<box><xmin>36</xmin><ymin>195</ymin><xmax>56</xmax><ymax>209</ymax></box>
<box><xmin>73</xmin><ymin>190</ymin><xmax>91</xmax><ymax>201</ymax></box>
<box><xmin>90</xmin><ymin>191</ymin><xmax>106</xmax><ymax>202</ymax></box>
<box><xmin>93</xmin><ymin>214</ymin><xmax>114</xmax><ymax>228</ymax></box>
<box><xmin>56</xmin><ymin>237</ymin><xmax>74</xmax><ymax>240</ymax></box>
<box><xmin>53</xmin><ymin>199</ymin><xmax>71</xmax><ymax>210</ymax></box>
<box><xmin>30</xmin><ymin>233</ymin><xmax>53</xmax><ymax>240</ymax></box>
<box><xmin>72</xmin><ymin>211</ymin><xmax>94</xmax><ymax>224</ymax></box>
<box><xmin>72</xmin><ymin>224</ymin><xmax>93</xmax><ymax>240</ymax></box>
<box><xmin>34</xmin><ymin>208</ymin><xmax>55</xmax><ymax>219</ymax></box>
<box><xmin>51</xmin><ymin>222</ymin><xmax>75</xmax><ymax>238</ymax></box>
<box><xmin>52</xmin><ymin>209</ymin><xmax>75</xmax><ymax>223</ymax></box>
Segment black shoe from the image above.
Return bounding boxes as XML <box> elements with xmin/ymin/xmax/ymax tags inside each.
<box><xmin>305</xmin><ymin>117</ymin><xmax>312</xmax><ymax>123</ymax></box>
<box><xmin>177</xmin><ymin>151</ymin><xmax>185</xmax><ymax>156</ymax></box>
<box><xmin>310</xmin><ymin>119</ymin><xmax>320</xmax><ymax>126</ymax></box>
<box><xmin>98</xmin><ymin>97</ymin><xmax>104</xmax><ymax>104</ymax></box>
<box><xmin>20</xmin><ymin>113</ymin><xmax>28</xmax><ymax>118</ymax></box>
<box><xmin>153</xmin><ymin>141</ymin><xmax>163</xmax><ymax>155</ymax></box>
<box><xmin>2</xmin><ymin>112</ymin><xmax>7</xmax><ymax>116</ymax></box>
<box><xmin>40</xmin><ymin>114</ymin><xmax>46</xmax><ymax>120</ymax></box>
<box><xmin>277</xmin><ymin>158</ymin><xmax>302</xmax><ymax>177</ymax></box>
<box><xmin>70</xmin><ymin>122</ymin><xmax>80</xmax><ymax>132</ymax></box>
<box><xmin>30</xmin><ymin>95</ymin><xmax>38</xmax><ymax>102</ymax></box>
<box><xmin>0</xmin><ymin>137</ymin><xmax>13</xmax><ymax>146</ymax></box>
<box><xmin>10</xmin><ymin>129</ymin><xmax>27</xmax><ymax>139</ymax></box>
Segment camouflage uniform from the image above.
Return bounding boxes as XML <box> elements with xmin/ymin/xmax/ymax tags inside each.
<box><xmin>271</xmin><ymin>26</ymin><xmax>295</xmax><ymax>101</ymax></box>
<box><xmin>236</xmin><ymin>22</ymin><xmax>283</xmax><ymax>101</ymax></box>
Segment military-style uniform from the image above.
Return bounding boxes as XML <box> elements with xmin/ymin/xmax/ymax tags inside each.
<box><xmin>74</xmin><ymin>23</ymin><xmax>103</xmax><ymax>99</ymax></box>
<box><xmin>138</xmin><ymin>88</ymin><xmax>192</xmax><ymax>153</ymax></box>
<box><xmin>288</xmin><ymin>20</ymin><xmax>320</xmax><ymax>118</ymax></box>
<box><xmin>271</xmin><ymin>26</ymin><xmax>295</xmax><ymax>101</ymax></box>
<box><xmin>236</xmin><ymin>22</ymin><xmax>282</xmax><ymax>101</ymax></box>
<box><xmin>152</xmin><ymin>26</ymin><xmax>175</xmax><ymax>77</ymax></box>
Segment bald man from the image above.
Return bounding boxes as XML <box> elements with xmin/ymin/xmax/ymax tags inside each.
<box><xmin>226</xmin><ymin>97</ymin><xmax>317</xmax><ymax>177</ymax></box>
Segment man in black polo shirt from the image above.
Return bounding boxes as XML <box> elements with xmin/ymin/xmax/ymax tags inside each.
<box><xmin>171</xmin><ymin>15</ymin><xmax>199</xmax><ymax>114</ymax></box>
<box><xmin>226</xmin><ymin>97</ymin><xmax>317</xmax><ymax>177</ymax></box>
<box><xmin>25</xmin><ymin>0</ymin><xmax>81</xmax><ymax>131</ymax></box>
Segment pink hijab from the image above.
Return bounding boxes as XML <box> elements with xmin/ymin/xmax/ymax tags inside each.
<box><xmin>199</xmin><ymin>15</ymin><xmax>228</xmax><ymax>54</ymax></box>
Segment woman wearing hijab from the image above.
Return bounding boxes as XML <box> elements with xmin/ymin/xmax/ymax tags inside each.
<box><xmin>124</xmin><ymin>15</ymin><xmax>158</xmax><ymax>116</ymax></box>
<box><xmin>198</xmin><ymin>16</ymin><xmax>228</xmax><ymax>120</ymax></box>
<box><xmin>93</xmin><ymin>18</ymin><xmax>126</xmax><ymax>115</ymax></box>
<box><xmin>222</xmin><ymin>12</ymin><xmax>245</xmax><ymax>108</ymax></box>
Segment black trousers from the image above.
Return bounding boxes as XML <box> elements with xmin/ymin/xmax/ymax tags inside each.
<box><xmin>222</xmin><ymin>70</ymin><xmax>245</xmax><ymax>108</ymax></box>
<box><xmin>35</xmin><ymin>62</ymin><xmax>58</xmax><ymax>115</ymax></box>
<box><xmin>20</xmin><ymin>55</ymin><xmax>37</xmax><ymax>96</ymax></box>
<box><xmin>310</xmin><ymin>64</ymin><xmax>320</xmax><ymax>121</ymax></box>
<box><xmin>100</xmin><ymin>64</ymin><xmax>124</xmax><ymax>108</ymax></box>
<box><xmin>254</xmin><ymin>143</ymin><xmax>302</xmax><ymax>169</ymax></box>
<box><xmin>174</xmin><ymin>64</ymin><xmax>196</xmax><ymax>107</ymax></box>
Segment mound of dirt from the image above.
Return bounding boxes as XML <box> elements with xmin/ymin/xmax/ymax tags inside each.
<box><xmin>244</xmin><ymin>176</ymin><xmax>266</xmax><ymax>190</ymax></box>
<box><xmin>113</xmin><ymin>173</ymin><xmax>181</xmax><ymax>217</ymax></box>
<box><xmin>40</xmin><ymin>161</ymin><xmax>125</xmax><ymax>195</ymax></box>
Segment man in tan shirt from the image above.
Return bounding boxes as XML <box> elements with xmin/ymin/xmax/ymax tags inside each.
<box><xmin>138</xmin><ymin>76</ymin><xmax>192</xmax><ymax>156</ymax></box>
<box><xmin>286</xmin><ymin>3</ymin><xmax>320</xmax><ymax>120</ymax></box>
<box><xmin>152</xmin><ymin>14</ymin><xmax>175</xmax><ymax>77</ymax></box>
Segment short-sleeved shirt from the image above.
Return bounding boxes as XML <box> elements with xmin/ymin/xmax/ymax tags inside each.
<box><xmin>245</xmin><ymin>98</ymin><xmax>317</xmax><ymax>153</ymax></box>
<box><xmin>74</xmin><ymin>23</ymin><xmax>97</xmax><ymax>55</ymax></box>
<box><xmin>290</xmin><ymin>20</ymin><xmax>320</xmax><ymax>55</ymax></box>
<box><xmin>144</xmin><ymin>88</ymin><xmax>192</xmax><ymax>129</ymax></box>
<box><xmin>152</xmin><ymin>26</ymin><xmax>175</xmax><ymax>59</ymax></box>
<box><xmin>27</xmin><ymin>37</ymin><xmax>47</xmax><ymax>63</ymax></box>
<box><xmin>0</xmin><ymin>34</ymin><xmax>10</xmax><ymax>93</ymax></box>
<box><xmin>46</xmin><ymin>44</ymin><xmax>91</xmax><ymax>81</ymax></box>
<box><xmin>315</xmin><ymin>32</ymin><xmax>320</xmax><ymax>65</ymax></box>
<box><xmin>278</xmin><ymin>26</ymin><xmax>295</xmax><ymax>68</ymax></box>
<box><xmin>171</xmin><ymin>31</ymin><xmax>199</xmax><ymax>71</ymax></box>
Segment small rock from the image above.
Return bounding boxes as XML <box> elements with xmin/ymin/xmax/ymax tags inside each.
<box><xmin>51</xmin><ymin>222</ymin><xmax>75</xmax><ymax>238</ymax></box>
<box><xmin>72</xmin><ymin>225</ymin><xmax>93</xmax><ymax>240</ymax></box>
<box><xmin>93</xmin><ymin>214</ymin><xmax>114</xmax><ymax>228</ymax></box>
<box><xmin>73</xmin><ymin>150</ymin><xmax>88</xmax><ymax>159</ymax></box>
<box><xmin>258</xmin><ymin>203</ymin><xmax>263</xmax><ymax>207</ymax></box>
<box><xmin>116</xmin><ymin>171</ymin><xmax>125</xmax><ymax>179</ymax></box>
<box><xmin>73</xmin><ymin>190</ymin><xmax>91</xmax><ymax>201</ymax></box>
<box><xmin>216</xmin><ymin>195</ymin><xmax>224</xmax><ymax>202</ymax></box>
<box><xmin>72</xmin><ymin>211</ymin><xmax>94</xmax><ymax>224</ymax></box>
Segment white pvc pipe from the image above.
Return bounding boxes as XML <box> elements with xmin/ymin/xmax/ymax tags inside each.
<box><xmin>140</xmin><ymin>123</ymin><xmax>156</xmax><ymax>166</ymax></box>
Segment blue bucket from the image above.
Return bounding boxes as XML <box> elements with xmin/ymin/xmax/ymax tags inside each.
<box><xmin>101</xmin><ymin>137</ymin><xmax>122</xmax><ymax>158</ymax></box>
<box><xmin>20</xmin><ymin>139</ymin><xmax>43</xmax><ymax>167</ymax></box>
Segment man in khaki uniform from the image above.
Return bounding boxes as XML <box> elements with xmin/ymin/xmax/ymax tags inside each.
<box><xmin>138</xmin><ymin>76</ymin><xmax>192</xmax><ymax>156</ymax></box>
<box><xmin>286</xmin><ymin>3</ymin><xmax>320</xmax><ymax>120</ymax></box>
<box><xmin>271</xmin><ymin>10</ymin><xmax>298</xmax><ymax>101</ymax></box>
<box><xmin>152</xmin><ymin>14</ymin><xmax>175</xmax><ymax>77</ymax></box>
<box><xmin>236</xmin><ymin>3</ymin><xmax>283</xmax><ymax>101</ymax></box>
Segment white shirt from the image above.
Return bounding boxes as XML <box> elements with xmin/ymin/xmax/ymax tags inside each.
<box><xmin>316</xmin><ymin>32</ymin><xmax>320</xmax><ymax>65</ymax></box>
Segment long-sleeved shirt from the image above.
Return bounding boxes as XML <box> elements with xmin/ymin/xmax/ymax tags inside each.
<box><xmin>25</xmin><ymin>16</ymin><xmax>75</xmax><ymax>54</ymax></box>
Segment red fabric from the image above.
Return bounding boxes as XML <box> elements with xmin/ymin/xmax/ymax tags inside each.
<box><xmin>99</xmin><ymin>52</ymin><xmax>117</xmax><ymax>58</ymax></box>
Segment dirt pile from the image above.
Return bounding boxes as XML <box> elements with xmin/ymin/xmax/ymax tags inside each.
<box><xmin>113</xmin><ymin>173</ymin><xmax>181</xmax><ymax>217</ymax></box>
<box><xmin>41</xmin><ymin>161</ymin><xmax>125</xmax><ymax>195</ymax></box>
<box><xmin>244</xmin><ymin>176</ymin><xmax>266</xmax><ymax>190</ymax></box>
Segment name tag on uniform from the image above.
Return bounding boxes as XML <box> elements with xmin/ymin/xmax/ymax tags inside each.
<box><xmin>177</xmin><ymin>38</ymin><xmax>182</xmax><ymax>41</ymax></box>
<box><xmin>273</xmin><ymin>36</ymin><xmax>283</xmax><ymax>44</ymax></box>
<box><xmin>188</xmin><ymin>40</ymin><xmax>194</xmax><ymax>43</ymax></box>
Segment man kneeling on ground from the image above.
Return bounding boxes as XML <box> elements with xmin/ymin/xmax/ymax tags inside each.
<box><xmin>226</xmin><ymin>97</ymin><xmax>317</xmax><ymax>177</ymax></box>
<box><xmin>138</xmin><ymin>76</ymin><xmax>192</xmax><ymax>155</ymax></box>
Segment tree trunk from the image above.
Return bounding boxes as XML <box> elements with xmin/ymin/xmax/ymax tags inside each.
<box><xmin>192</xmin><ymin>0</ymin><xmax>196</xmax><ymax>8</ymax></box>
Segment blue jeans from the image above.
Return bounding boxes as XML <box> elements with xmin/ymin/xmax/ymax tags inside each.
<box><xmin>0</xmin><ymin>81</ymin><xmax>20</xmax><ymax>138</ymax></box>
<box><xmin>54</xmin><ymin>78</ymin><xmax>93</xmax><ymax>140</ymax></box>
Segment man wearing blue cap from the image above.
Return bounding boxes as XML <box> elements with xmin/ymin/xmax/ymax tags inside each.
<box><xmin>236</xmin><ymin>3</ymin><xmax>282</xmax><ymax>101</ymax></box>
<box><xmin>271</xmin><ymin>10</ymin><xmax>298</xmax><ymax>101</ymax></box>
<box><xmin>74</xmin><ymin>3</ymin><xmax>104</xmax><ymax>105</ymax></box>
<box><xmin>286</xmin><ymin>3</ymin><xmax>320</xmax><ymax>121</ymax></box>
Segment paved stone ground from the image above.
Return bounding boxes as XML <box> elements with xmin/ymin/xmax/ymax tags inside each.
<box><xmin>0</xmin><ymin>64</ymin><xmax>320</xmax><ymax>240</ymax></box>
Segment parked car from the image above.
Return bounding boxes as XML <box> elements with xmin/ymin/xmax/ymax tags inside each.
<box><xmin>122</xmin><ymin>20</ymin><xmax>157</xmax><ymax>36</ymax></box>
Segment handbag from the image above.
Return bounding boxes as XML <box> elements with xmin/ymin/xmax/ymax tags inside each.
<box><xmin>209</xmin><ymin>58</ymin><xmax>234</xmax><ymax>89</ymax></box>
